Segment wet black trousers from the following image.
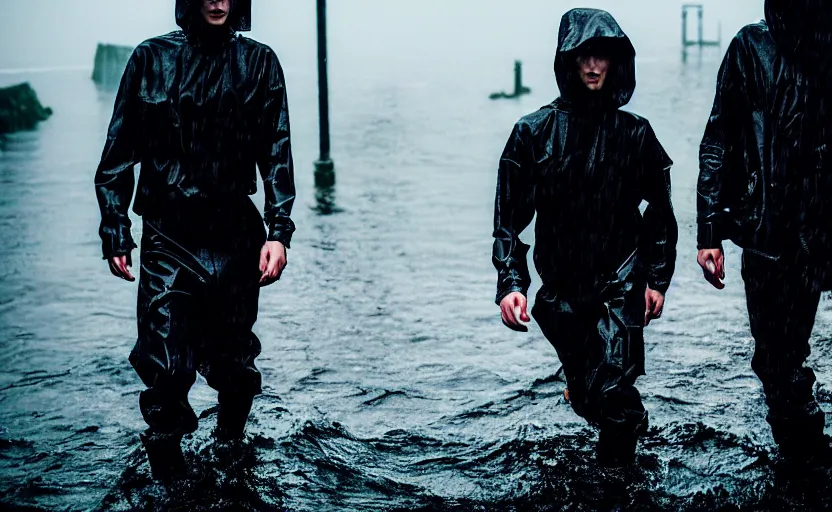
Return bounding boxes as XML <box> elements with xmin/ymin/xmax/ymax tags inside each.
<box><xmin>128</xmin><ymin>200</ymin><xmax>267</xmax><ymax>438</ymax></box>
<box><xmin>531</xmin><ymin>272</ymin><xmax>649</xmax><ymax>438</ymax></box>
<box><xmin>742</xmin><ymin>250</ymin><xmax>829</xmax><ymax>448</ymax></box>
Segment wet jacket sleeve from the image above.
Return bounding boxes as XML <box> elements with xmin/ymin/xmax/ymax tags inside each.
<box><xmin>492</xmin><ymin>121</ymin><xmax>535</xmax><ymax>304</ymax></box>
<box><xmin>697</xmin><ymin>36</ymin><xmax>748</xmax><ymax>249</ymax></box>
<box><xmin>640</xmin><ymin>124</ymin><xmax>678</xmax><ymax>295</ymax></box>
<box><xmin>258</xmin><ymin>50</ymin><xmax>297</xmax><ymax>248</ymax></box>
<box><xmin>93</xmin><ymin>48</ymin><xmax>143</xmax><ymax>260</ymax></box>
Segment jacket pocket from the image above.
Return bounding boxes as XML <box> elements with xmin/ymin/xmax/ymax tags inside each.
<box><xmin>138</xmin><ymin>97</ymin><xmax>177</xmax><ymax>153</ymax></box>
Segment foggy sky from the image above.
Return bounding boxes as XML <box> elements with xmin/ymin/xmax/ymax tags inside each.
<box><xmin>1</xmin><ymin>0</ymin><xmax>764</xmax><ymax>73</ymax></box>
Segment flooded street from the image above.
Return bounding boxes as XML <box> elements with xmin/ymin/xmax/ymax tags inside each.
<box><xmin>3</xmin><ymin>1</ymin><xmax>832</xmax><ymax>510</ymax></box>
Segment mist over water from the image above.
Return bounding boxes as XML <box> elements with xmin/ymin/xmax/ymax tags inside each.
<box><xmin>5</xmin><ymin>1</ymin><xmax>832</xmax><ymax>511</ymax></box>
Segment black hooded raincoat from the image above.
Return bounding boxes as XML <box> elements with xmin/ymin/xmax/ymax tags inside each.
<box><xmin>93</xmin><ymin>0</ymin><xmax>295</xmax><ymax>437</ymax></box>
<box><xmin>492</xmin><ymin>8</ymin><xmax>678</xmax><ymax>435</ymax></box>
<box><xmin>697</xmin><ymin>0</ymin><xmax>832</xmax><ymax>448</ymax></box>
<box><xmin>698</xmin><ymin>0</ymin><xmax>832</xmax><ymax>269</ymax></box>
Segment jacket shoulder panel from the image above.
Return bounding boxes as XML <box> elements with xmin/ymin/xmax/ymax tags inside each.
<box><xmin>615</xmin><ymin>111</ymin><xmax>672</xmax><ymax>167</ymax></box>
<box><xmin>614</xmin><ymin>109</ymin><xmax>653</xmax><ymax>138</ymax></box>
<box><xmin>139</xmin><ymin>31</ymin><xmax>187</xmax><ymax>51</ymax></box>
<box><xmin>129</xmin><ymin>32</ymin><xmax>187</xmax><ymax>69</ymax></box>
<box><xmin>616</xmin><ymin>109</ymin><xmax>648</xmax><ymax>125</ymax></box>
<box><xmin>516</xmin><ymin>105</ymin><xmax>557</xmax><ymax>136</ymax></box>
<box><xmin>732</xmin><ymin>22</ymin><xmax>775</xmax><ymax>62</ymax></box>
<box><xmin>236</xmin><ymin>36</ymin><xmax>280</xmax><ymax>58</ymax></box>
<box><xmin>735</xmin><ymin>21</ymin><xmax>770</xmax><ymax>44</ymax></box>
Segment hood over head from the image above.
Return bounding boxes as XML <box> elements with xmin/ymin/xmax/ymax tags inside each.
<box><xmin>176</xmin><ymin>0</ymin><xmax>252</xmax><ymax>36</ymax></box>
<box><xmin>765</xmin><ymin>0</ymin><xmax>832</xmax><ymax>79</ymax></box>
<box><xmin>554</xmin><ymin>8</ymin><xmax>636</xmax><ymax>110</ymax></box>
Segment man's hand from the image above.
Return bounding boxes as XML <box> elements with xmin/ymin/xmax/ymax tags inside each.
<box><xmin>500</xmin><ymin>292</ymin><xmax>530</xmax><ymax>331</ymax></box>
<box><xmin>697</xmin><ymin>248</ymin><xmax>725</xmax><ymax>290</ymax></box>
<box><xmin>644</xmin><ymin>287</ymin><xmax>664</xmax><ymax>326</ymax></box>
<box><xmin>259</xmin><ymin>241</ymin><xmax>287</xmax><ymax>286</ymax></box>
<box><xmin>108</xmin><ymin>254</ymin><xmax>135</xmax><ymax>281</ymax></box>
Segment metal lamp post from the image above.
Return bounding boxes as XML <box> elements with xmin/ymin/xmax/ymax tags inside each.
<box><xmin>314</xmin><ymin>0</ymin><xmax>335</xmax><ymax>187</ymax></box>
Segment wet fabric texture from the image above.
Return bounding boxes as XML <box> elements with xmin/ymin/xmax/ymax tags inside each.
<box><xmin>697</xmin><ymin>0</ymin><xmax>832</xmax><ymax>269</ymax></box>
<box><xmin>741</xmin><ymin>251</ymin><xmax>826</xmax><ymax>449</ymax></box>
<box><xmin>698</xmin><ymin>0</ymin><xmax>832</xmax><ymax>450</ymax></box>
<box><xmin>492</xmin><ymin>8</ymin><xmax>677</xmax><ymax>437</ymax></box>
<box><xmin>93</xmin><ymin>1</ymin><xmax>293</xmax><ymax>437</ymax></box>
<box><xmin>94</xmin><ymin>0</ymin><xmax>295</xmax><ymax>260</ymax></box>
<box><xmin>531</xmin><ymin>251</ymin><xmax>648</xmax><ymax>437</ymax></box>
<box><xmin>130</xmin><ymin>201</ymin><xmax>266</xmax><ymax>437</ymax></box>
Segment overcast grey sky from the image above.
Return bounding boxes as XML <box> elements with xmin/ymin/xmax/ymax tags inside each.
<box><xmin>0</xmin><ymin>0</ymin><xmax>764</xmax><ymax>72</ymax></box>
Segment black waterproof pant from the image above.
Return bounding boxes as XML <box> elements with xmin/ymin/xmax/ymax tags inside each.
<box><xmin>531</xmin><ymin>256</ymin><xmax>649</xmax><ymax>438</ymax></box>
<box><xmin>128</xmin><ymin>198</ymin><xmax>267</xmax><ymax>437</ymax></box>
<box><xmin>742</xmin><ymin>250</ymin><xmax>829</xmax><ymax>447</ymax></box>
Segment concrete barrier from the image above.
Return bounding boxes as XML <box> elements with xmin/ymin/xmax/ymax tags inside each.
<box><xmin>92</xmin><ymin>43</ymin><xmax>134</xmax><ymax>89</ymax></box>
<box><xmin>0</xmin><ymin>83</ymin><xmax>53</xmax><ymax>134</ymax></box>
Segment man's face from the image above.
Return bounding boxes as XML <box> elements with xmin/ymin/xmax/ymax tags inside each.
<box><xmin>202</xmin><ymin>0</ymin><xmax>231</xmax><ymax>26</ymax></box>
<box><xmin>576</xmin><ymin>55</ymin><xmax>610</xmax><ymax>91</ymax></box>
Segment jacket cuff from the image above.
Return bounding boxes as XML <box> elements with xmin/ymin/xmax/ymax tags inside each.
<box><xmin>101</xmin><ymin>231</ymin><xmax>137</xmax><ymax>260</ymax></box>
<box><xmin>495</xmin><ymin>283</ymin><xmax>527</xmax><ymax>305</ymax></box>
<box><xmin>697</xmin><ymin>222</ymin><xmax>724</xmax><ymax>250</ymax></box>
<box><xmin>267</xmin><ymin>222</ymin><xmax>295</xmax><ymax>249</ymax></box>
<box><xmin>648</xmin><ymin>278</ymin><xmax>670</xmax><ymax>295</ymax></box>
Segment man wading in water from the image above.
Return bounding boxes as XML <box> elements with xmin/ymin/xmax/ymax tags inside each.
<box><xmin>492</xmin><ymin>8</ymin><xmax>678</xmax><ymax>466</ymax></box>
<box><xmin>697</xmin><ymin>0</ymin><xmax>832</xmax><ymax>462</ymax></box>
<box><xmin>94</xmin><ymin>0</ymin><xmax>296</xmax><ymax>480</ymax></box>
